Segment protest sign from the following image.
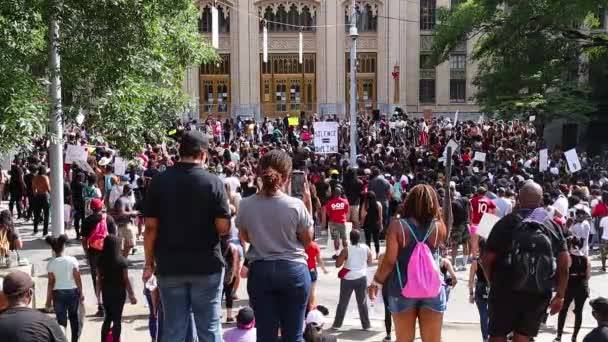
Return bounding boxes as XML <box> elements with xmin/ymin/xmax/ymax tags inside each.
<box><xmin>564</xmin><ymin>148</ymin><xmax>582</xmax><ymax>173</ymax></box>
<box><xmin>423</xmin><ymin>109</ymin><xmax>433</xmax><ymax>122</ymax></box>
<box><xmin>288</xmin><ymin>117</ymin><xmax>299</xmax><ymax>126</ymax></box>
<box><xmin>114</xmin><ymin>157</ymin><xmax>127</xmax><ymax>176</ymax></box>
<box><xmin>539</xmin><ymin>148</ymin><xmax>549</xmax><ymax>172</ymax></box>
<box><xmin>314</xmin><ymin>122</ymin><xmax>339</xmax><ymax>154</ymax></box>
<box><xmin>473</xmin><ymin>151</ymin><xmax>487</xmax><ymax>162</ymax></box>
<box><xmin>477</xmin><ymin>213</ymin><xmax>500</xmax><ymax>239</ymax></box>
<box><xmin>442</xmin><ymin>139</ymin><xmax>459</xmax><ymax>162</ymax></box>
<box><xmin>454</xmin><ymin>110</ymin><xmax>459</xmax><ymax>125</ymax></box>
<box><xmin>65</xmin><ymin>145</ymin><xmax>88</xmax><ymax>164</ymax></box>
<box><xmin>529</xmin><ymin>115</ymin><xmax>536</xmax><ymax>122</ymax></box>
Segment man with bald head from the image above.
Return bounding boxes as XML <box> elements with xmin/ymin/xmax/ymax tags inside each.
<box><xmin>482</xmin><ymin>181</ymin><xmax>569</xmax><ymax>342</ymax></box>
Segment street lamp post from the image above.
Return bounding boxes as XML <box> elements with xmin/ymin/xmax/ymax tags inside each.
<box><xmin>349</xmin><ymin>0</ymin><xmax>358</xmax><ymax>167</ymax></box>
<box><xmin>48</xmin><ymin>4</ymin><xmax>65</xmax><ymax>237</ymax></box>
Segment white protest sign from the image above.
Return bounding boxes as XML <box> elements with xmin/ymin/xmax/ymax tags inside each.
<box><xmin>454</xmin><ymin>110</ymin><xmax>459</xmax><ymax>125</ymax></box>
<box><xmin>529</xmin><ymin>115</ymin><xmax>536</xmax><ymax>122</ymax></box>
<box><xmin>314</xmin><ymin>122</ymin><xmax>339</xmax><ymax>154</ymax></box>
<box><xmin>550</xmin><ymin>167</ymin><xmax>560</xmax><ymax>175</ymax></box>
<box><xmin>478</xmin><ymin>114</ymin><xmax>485</xmax><ymax>125</ymax></box>
<box><xmin>114</xmin><ymin>157</ymin><xmax>127</xmax><ymax>176</ymax></box>
<box><xmin>477</xmin><ymin>213</ymin><xmax>501</xmax><ymax>239</ymax></box>
<box><xmin>564</xmin><ymin>148</ymin><xmax>582</xmax><ymax>173</ymax></box>
<box><xmin>65</xmin><ymin>145</ymin><xmax>88</xmax><ymax>164</ymax></box>
<box><xmin>539</xmin><ymin>148</ymin><xmax>549</xmax><ymax>172</ymax></box>
<box><xmin>442</xmin><ymin>139</ymin><xmax>459</xmax><ymax>162</ymax></box>
<box><xmin>473</xmin><ymin>151</ymin><xmax>487</xmax><ymax>163</ymax></box>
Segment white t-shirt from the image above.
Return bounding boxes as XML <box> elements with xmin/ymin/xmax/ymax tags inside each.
<box><xmin>343</xmin><ymin>244</ymin><xmax>370</xmax><ymax>280</ymax></box>
<box><xmin>600</xmin><ymin>216</ymin><xmax>608</xmax><ymax>240</ymax></box>
<box><xmin>47</xmin><ymin>255</ymin><xmax>79</xmax><ymax>290</ymax></box>
<box><xmin>571</xmin><ymin>221</ymin><xmax>591</xmax><ymax>257</ymax></box>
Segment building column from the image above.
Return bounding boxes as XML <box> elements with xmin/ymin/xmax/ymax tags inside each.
<box><xmin>318</xmin><ymin>0</ymin><xmax>346</xmax><ymax>116</ymax></box>
<box><xmin>230</xmin><ymin>0</ymin><xmax>260</xmax><ymax>119</ymax></box>
<box><xmin>405</xmin><ymin>0</ymin><xmax>419</xmax><ymax>112</ymax></box>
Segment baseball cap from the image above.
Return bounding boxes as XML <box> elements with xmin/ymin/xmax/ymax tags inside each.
<box><xmin>590</xmin><ymin>297</ymin><xmax>608</xmax><ymax>316</ymax></box>
<box><xmin>329</xmin><ymin>169</ymin><xmax>340</xmax><ymax>176</ymax></box>
<box><xmin>2</xmin><ymin>270</ymin><xmax>34</xmax><ymax>297</ymax></box>
<box><xmin>90</xmin><ymin>198</ymin><xmax>104</xmax><ymax>212</ymax></box>
<box><xmin>305</xmin><ymin>309</ymin><xmax>325</xmax><ymax>327</ymax></box>
<box><xmin>236</xmin><ymin>307</ymin><xmax>255</xmax><ymax>329</ymax></box>
<box><xmin>181</xmin><ymin>130</ymin><xmax>210</xmax><ymax>151</ymax></box>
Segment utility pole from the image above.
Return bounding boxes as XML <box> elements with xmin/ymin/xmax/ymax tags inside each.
<box><xmin>48</xmin><ymin>2</ymin><xmax>65</xmax><ymax>237</ymax></box>
<box><xmin>348</xmin><ymin>0</ymin><xmax>358</xmax><ymax>167</ymax></box>
<box><xmin>443</xmin><ymin>147</ymin><xmax>453</xmax><ymax>240</ymax></box>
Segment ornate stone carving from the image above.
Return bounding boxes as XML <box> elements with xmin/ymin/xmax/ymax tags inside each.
<box><xmin>355</xmin><ymin>37</ymin><xmax>378</xmax><ymax>49</ymax></box>
<box><xmin>420</xmin><ymin>35</ymin><xmax>434</xmax><ymax>51</ymax></box>
<box><xmin>420</xmin><ymin>69</ymin><xmax>436</xmax><ymax>79</ymax></box>
<box><xmin>256</xmin><ymin>1</ymin><xmax>318</xmax><ymax>17</ymax></box>
<box><xmin>197</xmin><ymin>1</ymin><xmax>231</xmax><ymax>18</ymax></box>
<box><xmin>258</xmin><ymin>36</ymin><xmax>316</xmax><ymax>50</ymax></box>
<box><xmin>450</xmin><ymin>69</ymin><xmax>466</xmax><ymax>79</ymax></box>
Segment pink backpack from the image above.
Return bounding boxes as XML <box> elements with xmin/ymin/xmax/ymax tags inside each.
<box><xmin>88</xmin><ymin>214</ymin><xmax>108</xmax><ymax>251</ymax></box>
<box><xmin>396</xmin><ymin>219</ymin><xmax>442</xmax><ymax>299</ymax></box>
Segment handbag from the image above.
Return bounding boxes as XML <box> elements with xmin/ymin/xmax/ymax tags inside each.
<box><xmin>337</xmin><ymin>268</ymin><xmax>350</xmax><ymax>279</ymax></box>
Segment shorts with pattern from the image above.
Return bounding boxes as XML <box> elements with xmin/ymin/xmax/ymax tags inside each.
<box><xmin>450</xmin><ymin>224</ymin><xmax>471</xmax><ymax>245</ymax></box>
<box><xmin>118</xmin><ymin>223</ymin><xmax>136</xmax><ymax>248</ymax></box>
<box><xmin>329</xmin><ymin>222</ymin><xmax>347</xmax><ymax>242</ymax></box>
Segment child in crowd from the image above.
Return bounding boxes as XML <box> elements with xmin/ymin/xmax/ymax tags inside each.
<box><xmin>223</xmin><ymin>307</ymin><xmax>257</xmax><ymax>342</ymax></box>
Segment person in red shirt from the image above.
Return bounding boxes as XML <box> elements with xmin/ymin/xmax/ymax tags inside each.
<box><xmin>469</xmin><ymin>187</ymin><xmax>497</xmax><ymax>256</ymax></box>
<box><xmin>324</xmin><ymin>187</ymin><xmax>350</xmax><ymax>258</ymax></box>
<box><xmin>305</xmin><ymin>241</ymin><xmax>328</xmax><ymax>311</ymax></box>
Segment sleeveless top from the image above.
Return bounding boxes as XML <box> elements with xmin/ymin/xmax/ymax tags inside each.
<box><xmin>476</xmin><ymin>258</ymin><xmax>487</xmax><ymax>284</ymax></box>
<box><xmin>568</xmin><ymin>254</ymin><xmax>588</xmax><ymax>290</ymax></box>
<box><xmin>343</xmin><ymin>244</ymin><xmax>369</xmax><ymax>280</ymax></box>
<box><xmin>386</xmin><ymin>218</ymin><xmax>442</xmax><ymax>297</ymax></box>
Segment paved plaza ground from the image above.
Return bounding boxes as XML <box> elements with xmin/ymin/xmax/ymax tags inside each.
<box><xmin>5</xmin><ymin>210</ymin><xmax>607</xmax><ymax>341</ymax></box>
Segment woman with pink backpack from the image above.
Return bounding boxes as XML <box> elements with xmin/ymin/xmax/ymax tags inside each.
<box><xmin>369</xmin><ymin>184</ymin><xmax>447</xmax><ymax>342</ymax></box>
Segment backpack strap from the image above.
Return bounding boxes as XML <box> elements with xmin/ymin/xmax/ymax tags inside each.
<box><xmin>421</xmin><ymin>220</ymin><xmax>438</xmax><ymax>243</ymax></box>
<box><xmin>401</xmin><ymin>219</ymin><xmax>420</xmax><ymax>243</ymax></box>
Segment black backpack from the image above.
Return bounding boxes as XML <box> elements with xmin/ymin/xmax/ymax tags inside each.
<box><xmin>508</xmin><ymin>217</ymin><xmax>557</xmax><ymax>294</ymax></box>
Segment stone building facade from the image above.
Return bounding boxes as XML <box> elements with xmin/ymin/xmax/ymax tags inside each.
<box><xmin>182</xmin><ymin>0</ymin><xmax>481</xmax><ymax>120</ymax></box>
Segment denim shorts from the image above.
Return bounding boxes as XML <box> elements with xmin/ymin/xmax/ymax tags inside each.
<box><xmin>310</xmin><ymin>269</ymin><xmax>318</xmax><ymax>282</ymax></box>
<box><xmin>387</xmin><ymin>286</ymin><xmax>447</xmax><ymax>313</ymax></box>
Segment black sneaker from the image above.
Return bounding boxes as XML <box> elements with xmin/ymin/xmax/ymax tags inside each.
<box><xmin>95</xmin><ymin>309</ymin><xmax>104</xmax><ymax>318</ymax></box>
<box><xmin>331</xmin><ymin>255</ymin><xmax>338</xmax><ymax>261</ymax></box>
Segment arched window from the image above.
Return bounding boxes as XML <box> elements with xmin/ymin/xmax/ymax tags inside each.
<box><xmin>199</xmin><ymin>5</ymin><xmax>230</xmax><ymax>33</ymax></box>
<box><xmin>260</xmin><ymin>4</ymin><xmax>317</xmax><ymax>32</ymax></box>
<box><xmin>345</xmin><ymin>3</ymin><xmax>377</xmax><ymax>33</ymax></box>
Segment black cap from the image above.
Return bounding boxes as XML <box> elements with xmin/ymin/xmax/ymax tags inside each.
<box><xmin>2</xmin><ymin>270</ymin><xmax>34</xmax><ymax>297</ymax></box>
<box><xmin>180</xmin><ymin>131</ymin><xmax>210</xmax><ymax>152</ymax></box>
<box><xmin>590</xmin><ymin>297</ymin><xmax>608</xmax><ymax>315</ymax></box>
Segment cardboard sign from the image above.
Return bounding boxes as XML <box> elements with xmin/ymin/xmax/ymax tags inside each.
<box><xmin>442</xmin><ymin>139</ymin><xmax>459</xmax><ymax>162</ymax></box>
<box><xmin>473</xmin><ymin>151</ymin><xmax>487</xmax><ymax>162</ymax></box>
<box><xmin>65</xmin><ymin>145</ymin><xmax>88</xmax><ymax>164</ymax></box>
<box><xmin>564</xmin><ymin>148</ymin><xmax>582</xmax><ymax>173</ymax></box>
<box><xmin>477</xmin><ymin>213</ymin><xmax>501</xmax><ymax>239</ymax></box>
<box><xmin>288</xmin><ymin>117</ymin><xmax>299</xmax><ymax>126</ymax></box>
<box><xmin>423</xmin><ymin>109</ymin><xmax>433</xmax><ymax>122</ymax></box>
<box><xmin>539</xmin><ymin>148</ymin><xmax>549</xmax><ymax>172</ymax></box>
<box><xmin>313</xmin><ymin>122</ymin><xmax>339</xmax><ymax>154</ymax></box>
<box><xmin>114</xmin><ymin>157</ymin><xmax>127</xmax><ymax>176</ymax></box>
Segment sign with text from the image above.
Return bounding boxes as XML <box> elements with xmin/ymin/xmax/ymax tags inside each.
<box><xmin>65</xmin><ymin>145</ymin><xmax>88</xmax><ymax>164</ymax></box>
<box><xmin>114</xmin><ymin>157</ymin><xmax>127</xmax><ymax>176</ymax></box>
<box><xmin>473</xmin><ymin>151</ymin><xmax>487</xmax><ymax>163</ymax></box>
<box><xmin>442</xmin><ymin>139</ymin><xmax>459</xmax><ymax>162</ymax></box>
<box><xmin>564</xmin><ymin>148</ymin><xmax>582</xmax><ymax>173</ymax></box>
<box><xmin>314</xmin><ymin>122</ymin><xmax>339</xmax><ymax>154</ymax></box>
<box><xmin>288</xmin><ymin>117</ymin><xmax>299</xmax><ymax>126</ymax></box>
<box><xmin>539</xmin><ymin>149</ymin><xmax>549</xmax><ymax>172</ymax></box>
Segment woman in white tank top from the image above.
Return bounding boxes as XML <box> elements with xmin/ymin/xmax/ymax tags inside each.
<box><xmin>332</xmin><ymin>229</ymin><xmax>373</xmax><ymax>330</ymax></box>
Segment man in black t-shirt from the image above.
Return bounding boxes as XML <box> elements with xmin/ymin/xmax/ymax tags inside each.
<box><xmin>450</xmin><ymin>192</ymin><xmax>471</xmax><ymax>270</ymax></box>
<box><xmin>143</xmin><ymin>131</ymin><xmax>231</xmax><ymax>342</ymax></box>
<box><xmin>483</xmin><ymin>181</ymin><xmax>569</xmax><ymax>341</ymax></box>
<box><xmin>584</xmin><ymin>297</ymin><xmax>608</xmax><ymax>342</ymax></box>
<box><xmin>0</xmin><ymin>271</ymin><xmax>66</xmax><ymax>342</ymax></box>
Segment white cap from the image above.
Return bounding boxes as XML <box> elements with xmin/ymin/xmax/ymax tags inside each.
<box><xmin>306</xmin><ymin>310</ymin><xmax>325</xmax><ymax>327</ymax></box>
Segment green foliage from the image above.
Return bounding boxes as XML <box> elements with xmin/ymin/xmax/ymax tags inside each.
<box><xmin>432</xmin><ymin>0</ymin><xmax>608</xmax><ymax>120</ymax></box>
<box><xmin>0</xmin><ymin>0</ymin><xmax>217</xmax><ymax>156</ymax></box>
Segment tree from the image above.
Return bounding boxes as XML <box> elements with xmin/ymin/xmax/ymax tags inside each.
<box><xmin>0</xmin><ymin>0</ymin><xmax>217</xmax><ymax>156</ymax></box>
<box><xmin>431</xmin><ymin>0</ymin><xmax>608</xmax><ymax>121</ymax></box>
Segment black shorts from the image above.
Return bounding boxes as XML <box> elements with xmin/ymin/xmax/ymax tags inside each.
<box><xmin>488</xmin><ymin>290</ymin><xmax>550</xmax><ymax>338</ymax></box>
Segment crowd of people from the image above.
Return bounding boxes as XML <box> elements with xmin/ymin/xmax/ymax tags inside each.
<box><xmin>0</xmin><ymin>111</ymin><xmax>608</xmax><ymax>342</ymax></box>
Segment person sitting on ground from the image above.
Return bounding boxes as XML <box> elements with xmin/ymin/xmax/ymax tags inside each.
<box><xmin>223</xmin><ymin>307</ymin><xmax>257</xmax><ymax>342</ymax></box>
<box><xmin>0</xmin><ymin>209</ymin><xmax>22</xmax><ymax>259</ymax></box>
<box><xmin>584</xmin><ymin>297</ymin><xmax>608</xmax><ymax>342</ymax></box>
<box><xmin>0</xmin><ymin>270</ymin><xmax>67</xmax><ymax>342</ymax></box>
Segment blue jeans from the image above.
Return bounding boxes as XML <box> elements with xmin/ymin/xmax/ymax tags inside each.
<box><xmin>476</xmin><ymin>290</ymin><xmax>490</xmax><ymax>340</ymax></box>
<box><xmin>53</xmin><ymin>289</ymin><xmax>81</xmax><ymax>342</ymax></box>
<box><xmin>248</xmin><ymin>260</ymin><xmax>311</xmax><ymax>342</ymax></box>
<box><xmin>157</xmin><ymin>271</ymin><xmax>224</xmax><ymax>342</ymax></box>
